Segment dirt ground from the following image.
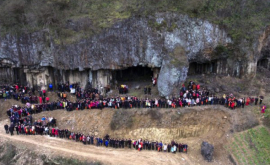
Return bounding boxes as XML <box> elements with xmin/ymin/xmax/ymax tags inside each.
<box><xmin>0</xmin><ymin>71</ymin><xmax>269</xmax><ymax>165</ymax></box>
<box><xmin>0</xmin><ymin>131</ymin><xmax>193</xmax><ymax>165</ymax></box>
<box><xmin>0</xmin><ymin>104</ymin><xmax>261</xmax><ymax>165</ymax></box>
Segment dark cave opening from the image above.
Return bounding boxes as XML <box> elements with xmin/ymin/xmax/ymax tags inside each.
<box><xmin>257</xmin><ymin>59</ymin><xmax>269</xmax><ymax>69</ymax></box>
<box><xmin>113</xmin><ymin>66</ymin><xmax>153</xmax><ymax>82</ymax></box>
<box><xmin>188</xmin><ymin>61</ymin><xmax>217</xmax><ymax>75</ymax></box>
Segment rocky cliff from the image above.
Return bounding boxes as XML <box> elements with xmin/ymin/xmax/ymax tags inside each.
<box><xmin>0</xmin><ymin>12</ymin><xmax>269</xmax><ymax>96</ymax></box>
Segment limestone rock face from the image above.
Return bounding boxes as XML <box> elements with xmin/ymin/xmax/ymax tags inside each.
<box><xmin>157</xmin><ymin>45</ymin><xmax>189</xmax><ymax>96</ymax></box>
<box><xmin>0</xmin><ymin>13</ymin><xmax>236</xmax><ymax>96</ymax></box>
<box><xmin>0</xmin><ymin>14</ymin><xmax>231</xmax><ymax>68</ymax></box>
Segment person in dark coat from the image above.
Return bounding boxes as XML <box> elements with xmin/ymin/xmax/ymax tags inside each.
<box><xmin>259</xmin><ymin>96</ymin><xmax>264</xmax><ymax>105</ymax></box>
<box><xmin>255</xmin><ymin>97</ymin><xmax>258</xmax><ymax>105</ymax></box>
<box><xmin>9</xmin><ymin>125</ymin><xmax>14</xmax><ymax>136</ymax></box>
<box><xmin>15</xmin><ymin>124</ymin><xmax>19</xmax><ymax>135</ymax></box>
<box><xmin>128</xmin><ymin>139</ymin><xmax>131</xmax><ymax>149</ymax></box>
<box><xmin>4</xmin><ymin>124</ymin><xmax>9</xmax><ymax>134</ymax></box>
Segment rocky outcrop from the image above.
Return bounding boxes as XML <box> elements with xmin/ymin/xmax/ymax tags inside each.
<box><xmin>0</xmin><ymin>13</ymin><xmax>248</xmax><ymax>96</ymax></box>
<box><xmin>201</xmin><ymin>141</ymin><xmax>214</xmax><ymax>162</ymax></box>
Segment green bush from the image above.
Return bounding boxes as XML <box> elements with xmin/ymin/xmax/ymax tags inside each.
<box><xmin>0</xmin><ymin>0</ymin><xmax>269</xmax><ymax>43</ymax></box>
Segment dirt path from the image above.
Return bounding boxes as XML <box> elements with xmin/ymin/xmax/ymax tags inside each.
<box><xmin>0</xmin><ymin>105</ymin><xmax>242</xmax><ymax>165</ymax></box>
<box><xmin>0</xmin><ymin>129</ymin><xmax>192</xmax><ymax>165</ymax></box>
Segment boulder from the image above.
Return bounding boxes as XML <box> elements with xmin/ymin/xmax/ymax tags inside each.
<box><xmin>157</xmin><ymin>46</ymin><xmax>189</xmax><ymax>97</ymax></box>
<box><xmin>201</xmin><ymin>141</ymin><xmax>214</xmax><ymax>162</ymax></box>
<box><xmin>215</xmin><ymin>88</ymin><xmax>220</xmax><ymax>93</ymax></box>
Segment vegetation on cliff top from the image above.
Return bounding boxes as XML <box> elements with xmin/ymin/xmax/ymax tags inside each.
<box><xmin>0</xmin><ymin>0</ymin><xmax>269</xmax><ymax>43</ymax></box>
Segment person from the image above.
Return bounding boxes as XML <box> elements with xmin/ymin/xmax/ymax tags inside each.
<box><xmin>148</xmin><ymin>87</ymin><xmax>151</xmax><ymax>95</ymax></box>
<box><xmin>167</xmin><ymin>143</ymin><xmax>171</xmax><ymax>153</ymax></box>
<box><xmin>9</xmin><ymin>125</ymin><xmax>14</xmax><ymax>136</ymax></box>
<box><xmin>171</xmin><ymin>144</ymin><xmax>177</xmax><ymax>153</ymax></box>
<box><xmin>82</xmin><ymin>135</ymin><xmax>86</xmax><ymax>145</ymax></box>
<box><xmin>158</xmin><ymin>141</ymin><xmax>163</xmax><ymax>152</ymax></box>
<box><xmin>144</xmin><ymin>87</ymin><xmax>147</xmax><ymax>95</ymax></box>
<box><xmin>4</xmin><ymin>124</ymin><xmax>9</xmax><ymax>134</ymax></box>
<box><xmin>261</xmin><ymin>105</ymin><xmax>266</xmax><ymax>113</ymax></box>
<box><xmin>259</xmin><ymin>96</ymin><xmax>264</xmax><ymax>105</ymax></box>
<box><xmin>183</xmin><ymin>144</ymin><xmax>188</xmax><ymax>153</ymax></box>
<box><xmin>46</xmin><ymin>96</ymin><xmax>50</xmax><ymax>103</ymax></box>
<box><xmin>105</xmin><ymin>140</ymin><xmax>109</xmax><ymax>147</ymax></box>
<box><xmin>255</xmin><ymin>97</ymin><xmax>258</xmax><ymax>105</ymax></box>
<box><xmin>42</xmin><ymin>89</ymin><xmax>46</xmax><ymax>96</ymax></box>
<box><xmin>241</xmin><ymin>98</ymin><xmax>245</xmax><ymax>108</ymax></box>
<box><xmin>128</xmin><ymin>139</ymin><xmax>131</xmax><ymax>149</ymax></box>
<box><xmin>163</xmin><ymin>143</ymin><xmax>167</xmax><ymax>152</ymax></box>
<box><xmin>152</xmin><ymin>77</ymin><xmax>157</xmax><ymax>87</ymax></box>
<box><xmin>49</xmin><ymin>83</ymin><xmax>53</xmax><ymax>91</ymax></box>
<box><xmin>32</xmin><ymin>87</ymin><xmax>35</xmax><ymax>95</ymax></box>
<box><xmin>138</xmin><ymin>142</ymin><xmax>142</xmax><ymax>151</ymax></box>
<box><xmin>15</xmin><ymin>124</ymin><xmax>19</xmax><ymax>135</ymax></box>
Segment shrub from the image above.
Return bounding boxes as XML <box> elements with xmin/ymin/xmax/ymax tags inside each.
<box><xmin>149</xmin><ymin>109</ymin><xmax>163</xmax><ymax>120</ymax></box>
<box><xmin>110</xmin><ymin>109</ymin><xmax>134</xmax><ymax>130</ymax></box>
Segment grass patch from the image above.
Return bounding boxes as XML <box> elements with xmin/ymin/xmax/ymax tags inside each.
<box><xmin>263</xmin><ymin>108</ymin><xmax>270</xmax><ymax>128</ymax></box>
<box><xmin>226</xmin><ymin>126</ymin><xmax>270</xmax><ymax>165</ymax></box>
<box><xmin>0</xmin><ymin>0</ymin><xmax>269</xmax><ymax>44</ymax></box>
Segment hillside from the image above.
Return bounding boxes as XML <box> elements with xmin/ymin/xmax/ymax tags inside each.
<box><xmin>0</xmin><ymin>0</ymin><xmax>269</xmax><ymax>43</ymax></box>
<box><xmin>0</xmin><ymin>73</ymin><xmax>270</xmax><ymax>164</ymax></box>
<box><xmin>0</xmin><ymin>1</ymin><xmax>269</xmax><ymax>97</ymax></box>
<box><xmin>0</xmin><ymin>1</ymin><xmax>270</xmax><ymax>164</ymax></box>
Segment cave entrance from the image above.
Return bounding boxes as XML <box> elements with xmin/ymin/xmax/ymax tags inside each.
<box><xmin>188</xmin><ymin>61</ymin><xmax>217</xmax><ymax>75</ymax></box>
<box><xmin>257</xmin><ymin>59</ymin><xmax>269</xmax><ymax>69</ymax></box>
<box><xmin>114</xmin><ymin>66</ymin><xmax>154</xmax><ymax>82</ymax></box>
<box><xmin>13</xmin><ymin>68</ymin><xmax>26</xmax><ymax>85</ymax></box>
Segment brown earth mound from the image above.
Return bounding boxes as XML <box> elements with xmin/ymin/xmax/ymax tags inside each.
<box><xmin>32</xmin><ymin>107</ymin><xmax>232</xmax><ymax>143</ymax></box>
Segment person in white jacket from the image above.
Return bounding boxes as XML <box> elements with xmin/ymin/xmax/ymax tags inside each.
<box><xmin>163</xmin><ymin>143</ymin><xmax>167</xmax><ymax>152</ymax></box>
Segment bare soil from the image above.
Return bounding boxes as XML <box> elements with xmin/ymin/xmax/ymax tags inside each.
<box><xmin>0</xmin><ymin>104</ymin><xmax>260</xmax><ymax>165</ymax></box>
<box><xmin>0</xmin><ymin>72</ymin><xmax>269</xmax><ymax>165</ymax></box>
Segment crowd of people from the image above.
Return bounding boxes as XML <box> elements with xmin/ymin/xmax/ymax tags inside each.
<box><xmin>4</xmin><ymin>80</ymin><xmax>266</xmax><ymax>120</ymax></box>
<box><xmin>4</xmin><ymin>121</ymin><xmax>188</xmax><ymax>153</ymax></box>
<box><xmin>4</xmin><ymin>115</ymin><xmax>55</xmax><ymax>136</ymax></box>
<box><xmin>2</xmin><ymin>79</ymin><xmax>267</xmax><ymax>156</ymax></box>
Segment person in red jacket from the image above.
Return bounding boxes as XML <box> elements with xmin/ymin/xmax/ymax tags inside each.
<box><xmin>15</xmin><ymin>84</ymin><xmax>19</xmax><ymax>92</ymax></box>
<box><xmin>231</xmin><ymin>102</ymin><xmax>235</xmax><ymax>110</ymax></box>
<box><xmin>46</xmin><ymin>97</ymin><xmax>49</xmax><ymax>103</ymax></box>
<box><xmin>51</xmin><ymin>128</ymin><xmax>55</xmax><ymax>136</ymax></box>
<box><xmin>261</xmin><ymin>105</ymin><xmax>266</xmax><ymax>113</ymax></box>
<box><xmin>39</xmin><ymin>97</ymin><xmax>42</xmax><ymax>104</ymax></box>
<box><xmin>196</xmin><ymin>84</ymin><xmax>200</xmax><ymax>90</ymax></box>
<box><xmin>42</xmin><ymin>89</ymin><xmax>46</xmax><ymax>96</ymax></box>
<box><xmin>55</xmin><ymin>129</ymin><xmax>58</xmax><ymax>137</ymax></box>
